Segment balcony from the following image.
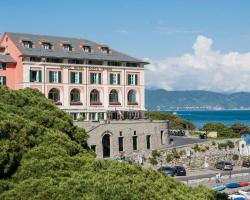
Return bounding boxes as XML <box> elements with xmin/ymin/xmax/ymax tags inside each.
<box><xmin>109</xmin><ymin>102</ymin><xmax>121</xmax><ymax>106</ymax></box>
<box><xmin>128</xmin><ymin>102</ymin><xmax>138</xmax><ymax>105</ymax></box>
<box><xmin>70</xmin><ymin>101</ymin><xmax>83</xmax><ymax>106</ymax></box>
<box><xmin>54</xmin><ymin>102</ymin><xmax>62</xmax><ymax>106</ymax></box>
<box><xmin>90</xmin><ymin>102</ymin><xmax>102</xmax><ymax>106</ymax></box>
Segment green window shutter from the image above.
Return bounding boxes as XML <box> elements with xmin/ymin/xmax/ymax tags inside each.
<box><xmin>98</xmin><ymin>73</ymin><xmax>101</xmax><ymax>84</ymax></box>
<box><xmin>39</xmin><ymin>71</ymin><xmax>42</xmax><ymax>83</ymax></box>
<box><xmin>117</xmin><ymin>74</ymin><xmax>120</xmax><ymax>85</ymax></box>
<box><xmin>79</xmin><ymin>72</ymin><xmax>82</xmax><ymax>84</ymax></box>
<box><xmin>110</xmin><ymin>73</ymin><xmax>113</xmax><ymax>84</ymax></box>
<box><xmin>71</xmin><ymin>72</ymin><xmax>75</xmax><ymax>84</ymax></box>
<box><xmin>49</xmin><ymin>71</ymin><xmax>53</xmax><ymax>83</ymax></box>
<box><xmin>135</xmin><ymin>74</ymin><xmax>138</xmax><ymax>85</ymax></box>
<box><xmin>128</xmin><ymin>74</ymin><xmax>131</xmax><ymax>85</ymax></box>
<box><xmin>3</xmin><ymin>77</ymin><xmax>6</xmax><ymax>85</ymax></box>
<box><xmin>90</xmin><ymin>73</ymin><xmax>94</xmax><ymax>84</ymax></box>
<box><xmin>30</xmin><ymin>70</ymin><xmax>33</xmax><ymax>82</ymax></box>
<box><xmin>58</xmin><ymin>71</ymin><xmax>62</xmax><ymax>83</ymax></box>
<box><xmin>3</xmin><ymin>63</ymin><xmax>6</xmax><ymax>70</ymax></box>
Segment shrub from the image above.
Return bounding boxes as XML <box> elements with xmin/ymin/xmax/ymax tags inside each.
<box><xmin>201</xmin><ymin>122</ymin><xmax>239</xmax><ymax>138</ymax></box>
<box><xmin>212</xmin><ymin>141</ymin><xmax>216</xmax><ymax>146</ymax></box>
<box><xmin>232</xmin><ymin>154</ymin><xmax>239</xmax><ymax>161</ymax></box>
<box><xmin>152</xmin><ymin>150</ymin><xmax>161</xmax><ymax>158</ymax></box>
<box><xmin>148</xmin><ymin>157</ymin><xmax>158</xmax><ymax>165</ymax></box>
<box><xmin>226</xmin><ymin>140</ymin><xmax>235</xmax><ymax>149</ymax></box>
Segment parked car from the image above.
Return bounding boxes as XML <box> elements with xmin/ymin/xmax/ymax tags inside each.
<box><xmin>157</xmin><ymin>166</ymin><xmax>175</xmax><ymax>177</ymax></box>
<box><xmin>215</xmin><ymin>161</ymin><xmax>233</xmax><ymax>170</ymax></box>
<box><xmin>174</xmin><ymin>166</ymin><xmax>186</xmax><ymax>176</ymax></box>
<box><xmin>242</xmin><ymin>160</ymin><xmax>250</xmax><ymax>168</ymax></box>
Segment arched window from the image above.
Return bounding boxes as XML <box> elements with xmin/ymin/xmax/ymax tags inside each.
<box><xmin>48</xmin><ymin>88</ymin><xmax>60</xmax><ymax>102</ymax></box>
<box><xmin>127</xmin><ymin>90</ymin><xmax>137</xmax><ymax>105</ymax></box>
<box><xmin>70</xmin><ymin>89</ymin><xmax>81</xmax><ymax>105</ymax></box>
<box><xmin>90</xmin><ymin>89</ymin><xmax>101</xmax><ymax>105</ymax></box>
<box><xmin>109</xmin><ymin>89</ymin><xmax>119</xmax><ymax>105</ymax></box>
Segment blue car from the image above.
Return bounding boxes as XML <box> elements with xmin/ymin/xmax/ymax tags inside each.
<box><xmin>157</xmin><ymin>167</ymin><xmax>175</xmax><ymax>177</ymax></box>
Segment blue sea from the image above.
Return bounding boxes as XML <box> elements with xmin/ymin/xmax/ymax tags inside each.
<box><xmin>164</xmin><ymin>110</ymin><xmax>250</xmax><ymax>128</ymax></box>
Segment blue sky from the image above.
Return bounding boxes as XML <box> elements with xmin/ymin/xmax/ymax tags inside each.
<box><xmin>1</xmin><ymin>0</ymin><xmax>249</xmax><ymax>59</ymax></box>
<box><xmin>2</xmin><ymin>0</ymin><xmax>250</xmax><ymax>91</ymax></box>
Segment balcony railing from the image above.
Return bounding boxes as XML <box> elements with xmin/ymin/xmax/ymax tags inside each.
<box><xmin>90</xmin><ymin>101</ymin><xmax>102</xmax><ymax>105</ymax></box>
<box><xmin>54</xmin><ymin>102</ymin><xmax>62</xmax><ymax>106</ymax></box>
<box><xmin>70</xmin><ymin>101</ymin><xmax>83</xmax><ymax>106</ymax></box>
<box><xmin>109</xmin><ymin>102</ymin><xmax>121</xmax><ymax>105</ymax></box>
<box><xmin>128</xmin><ymin>102</ymin><xmax>138</xmax><ymax>105</ymax></box>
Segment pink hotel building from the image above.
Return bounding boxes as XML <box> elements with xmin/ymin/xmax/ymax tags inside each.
<box><xmin>0</xmin><ymin>32</ymin><xmax>148</xmax><ymax>121</ymax></box>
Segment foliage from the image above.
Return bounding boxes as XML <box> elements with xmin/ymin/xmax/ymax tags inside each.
<box><xmin>212</xmin><ymin>141</ymin><xmax>216</xmax><ymax>146</ymax></box>
<box><xmin>146</xmin><ymin>112</ymin><xmax>196</xmax><ymax>130</ymax></box>
<box><xmin>0</xmin><ymin>87</ymin><xmax>226</xmax><ymax>200</ymax></box>
<box><xmin>148</xmin><ymin>157</ymin><xmax>158</xmax><ymax>166</ymax></box>
<box><xmin>232</xmin><ymin>154</ymin><xmax>239</xmax><ymax>161</ymax></box>
<box><xmin>200</xmin><ymin>123</ymin><xmax>240</xmax><ymax>138</ymax></box>
<box><xmin>231</xmin><ymin>123</ymin><xmax>249</xmax><ymax>134</ymax></box>
<box><xmin>152</xmin><ymin>150</ymin><xmax>161</xmax><ymax>158</ymax></box>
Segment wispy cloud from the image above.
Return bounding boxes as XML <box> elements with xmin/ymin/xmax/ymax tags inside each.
<box><xmin>153</xmin><ymin>27</ymin><xmax>202</xmax><ymax>35</ymax></box>
<box><xmin>146</xmin><ymin>35</ymin><xmax>250</xmax><ymax>92</ymax></box>
<box><xmin>115</xmin><ymin>29</ymin><xmax>129</xmax><ymax>34</ymax></box>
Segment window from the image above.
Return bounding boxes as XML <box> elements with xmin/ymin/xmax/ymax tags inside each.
<box><xmin>133</xmin><ymin>136</ymin><xmax>138</xmax><ymax>151</ymax></box>
<box><xmin>90</xmin><ymin>89</ymin><xmax>101</xmax><ymax>105</ymax></box>
<box><xmin>63</xmin><ymin>44</ymin><xmax>72</xmax><ymax>51</ymax></box>
<box><xmin>90</xmin><ymin>145</ymin><xmax>96</xmax><ymax>152</ymax></box>
<box><xmin>82</xmin><ymin>45</ymin><xmax>91</xmax><ymax>53</ymax></box>
<box><xmin>68</xmin><ymin>59</ymin><xmax>83</xmax><ymax>64</ymax></box>
<box><xmin>109</xmin><ymin>89</ymin><xmax>119</xmax><ymax>105</ymax></box>
<box><xmin>126</xmin><ymin>63</ymin><xmax>139</xmax><ymax>67</ymax></box>
<box><xmin>90</xmin><ymin>72</ymin><xmax>101</xmax><ymax>84</ymax></box>
<box><xmin>70</xmin><ymin>89</ymin><xmax>81</xmax><ymax>104</ymax></box>
<box><xmin>0</xmin><ymin>63</ymin><xmax>6</xmax><ymax>70</ymax></box>
<box><xmin>70</xmin><ymin>72</ymin><xmax>82</xmax><ymax>84</ymax></box>
<box><xmin>30</xmin><ymin>70</ymin><xmax>42</xmax><ymax>83</ymax></box>
<box><xmin>49</xmin><ymin>71</ymin><xmax>62</xmax><ymax>83</ymax></box>
<box><xmin>0</xmin><ymin>76</ymin><xmax>6</xmax><ymax>86</ymax></box>
<box><xmin>43</xmin><ymin>42</ymin><xmax>52</xmax><ymax>50</ymax></box>
<box><xmin>23</xmin><ymin>41</ymin><xmax>32</xmax><ymax>48</ymax></box>
<box><xmin>108</xmin><ymin>61</ymin><xmax>121</xmax><ymax>66</ymax></box>
<box><xmin>101</xmin><ymin>47</ymin><xmax>110</xmax><ymax>54</ymax></box>
<box><xmin>161</xmin><ymin>130</ymin><xmax>164</xmax><ymax>145</ymax></box>
<box><xmin>118</xmin><ymin>137</ymin><xmax>124</xmax><ymax>152</ymax></box>
<box><xmin>128</xmin><ymin>74</ymin><xmax>138</xmax><ymax>85</ymax></box>
<box><xmin>46</xmin><ymin>58</ymin><xmax>63</xmax><ymax>63</ymax></box>
<box><xmin>48</xmin><ymin>88</ymin><xmax>60</xmax><ymax>102</ymax></box>
<box><xmin>128</xmin><ymin>90</ymin><xmax>137</xmax><ymax>105</ymax></box>
<box><xmin>110</xmin><ymin>73</ymin><xmax>120</xmax><ymax>85</ymax></box>
<box><xmin>146</xmin><ymin>135</ymin><xmax>151</xmax><ymax>150</ymax></box>
<box><xmin>30</xmin><ymin>57</ymin><xmax>41</xmax><ymax>62</ymax></box>
<box><xmin>88</xmin><ymin>60</ymin><xmax>103</xmax><ymax>65</ymax></box>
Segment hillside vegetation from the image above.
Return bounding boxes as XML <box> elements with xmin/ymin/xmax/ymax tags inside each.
<box><xmin>146</xmin><ymin>111</ymin><xmax>196</xmax><ymax>130</ymax></box>
<box><xmin>146</xmin><ymin>89</ymin><xmax>250</xmax><ymax>110</ymax></box>
<box><xmin>0</xmin><ymin>87</ymin><xmax>226</xmax><ymax>199</ymax></box>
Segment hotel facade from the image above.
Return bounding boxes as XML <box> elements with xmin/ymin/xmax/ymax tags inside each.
<box><xmin>0</xmin><ymin>32</ymin><xmax>169</xmax><ymax>158</ymax></box>
<box><xmin>0</xmin><ymin>32</ymin><xmax>147</xmax><ymax>121</ymax></box>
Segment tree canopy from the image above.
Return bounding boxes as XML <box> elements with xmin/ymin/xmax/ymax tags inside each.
<box><xmin>0</xmin><ymin>87</ymin><xmax>226</xmax><ymax>199</ymax></box>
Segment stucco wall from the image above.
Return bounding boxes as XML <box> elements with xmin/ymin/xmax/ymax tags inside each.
<box><xmin>75</xmin><ymin>120</ymin><xmax>170</xmax><ymax>158</ymax></box>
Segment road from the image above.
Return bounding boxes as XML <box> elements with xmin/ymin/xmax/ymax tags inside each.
<box><xmin>175</xmin><ymin>167</ymin><xmax>250</xmax><ymax>193</ymax></box>
<box><xmin>169</xmin><ymin>136</ymin><xmax>207</xmax><ymax>148</ymax></box>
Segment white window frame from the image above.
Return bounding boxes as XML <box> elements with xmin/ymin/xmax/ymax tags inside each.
<box><xmin>93</xmin><ymin>73</ymin><xmax>99</xmax><ymax>84</ymax></box>
<box><xmin>113</xmin><ymin>73</ymin><xmax>117</xmax><ymax>85</ymax></box>
<box><xmin>130</xmin><ymin>74</ymin><xmax>135</xmax><ymax>85</ymax></box>
<box><xmin>52</xmin><ymin>71</ymin><xmax>58</xmax><ymax>83</ymax></box>
<box><xmin>83</xmin><ymin>46</ymin><xmax>91</xmax><ymax>53</ymax></box>
<box><xmin>0</xmin><ymin>76</ymin><xmax>3</xmax><ymax>85</ymax></box>
<box><xmin>43</xmin><ymin>43</ymin><xmax>51</xmax><ymax>50</ymax></box>
<box><xmin>31</xmin><ymin>70</ymin><xmax>40</xmax><ymax>82</ymax></box>
<box><xmin>75</xmin><ymin>72</ymin><xmax>79</xmax><ymax>84</ymax></box>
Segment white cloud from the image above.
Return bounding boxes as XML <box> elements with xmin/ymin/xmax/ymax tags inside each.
<box><xmin>145</xmin><ymin>35</ymin><xmax>250</xmax><ymax>92</ymax></box>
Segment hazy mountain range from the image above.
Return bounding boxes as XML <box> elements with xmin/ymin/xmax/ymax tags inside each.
<box><xmin>145</xmin><ymin>89</ymin><xmax>250</xmax><ymax>111</ymax></box>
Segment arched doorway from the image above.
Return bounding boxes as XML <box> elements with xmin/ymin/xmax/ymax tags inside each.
<box><xmin>102</xmin><ymin>134</ymin><xmax>110</xmax><ymax>158</ymax></box>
